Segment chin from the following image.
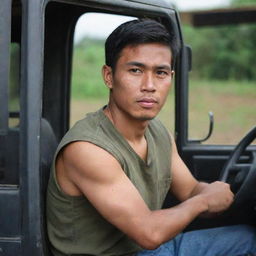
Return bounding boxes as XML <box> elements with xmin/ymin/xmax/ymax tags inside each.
<box><xmin>138</xmin><ymin>116</ymin><xmax>155</xmax><ymax>121</ymax></box>
<box><xmin>129</xmin><ymin>108</ymin><xmax>159</xmax><ymax>121</ymax></box>
<box><xmin>137</xmin><ymin>110</ymin><xmax>160</xmax><ymax>121</ymax></box>
<box><xmin>136</xmin><ymin>113</ymin><xmax>156</xmax><ymax>121</ymax></box>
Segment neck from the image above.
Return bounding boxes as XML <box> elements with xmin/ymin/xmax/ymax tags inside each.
<box><xmin>104</xmin><ymin>104</ymin><xmax>149</xmax><ymax>143</ymax></box>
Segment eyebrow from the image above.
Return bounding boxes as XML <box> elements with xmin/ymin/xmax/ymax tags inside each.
<box><xmin>126</xmin><ymin>61</ymin><xmax>172</xmax><ymax>70</ymax></box>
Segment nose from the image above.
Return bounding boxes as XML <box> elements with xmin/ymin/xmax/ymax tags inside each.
<box><xmin>141</xmin><ymin>72</ymin><xmax>156</xmax><ymax>92</ymax></box>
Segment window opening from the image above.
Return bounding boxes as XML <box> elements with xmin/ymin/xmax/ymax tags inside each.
<box><xmin>9</xmin><ymin>43</ymin><xmax>20</xmax><ymax>128</ymax></box>
<box><xmin>184</xmin><ymin>23</ymin><xmax>256</xmax><ymax>145</ymax></box>
<box><xmin>0</xmin><ymin>0</ymin><xmax>21</xmax><ymax>185</ymax></box>
<box><xmin>71</xmin><ymin>13</ymin><xmax>175</xmax><ymax>133</ymax></box>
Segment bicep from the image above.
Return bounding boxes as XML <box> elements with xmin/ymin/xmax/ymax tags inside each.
<box><xmin>169</xmin><ymin>135</ymin><xmax>199</xmax><ymax>201</ymax></box>
<box><xmin>61</xmin><ymin>141</ymin><xmax>151</xmax><ymax>239</ymax></box>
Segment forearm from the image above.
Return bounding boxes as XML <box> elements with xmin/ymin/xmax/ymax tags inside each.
<box><xmin>135</xmin><ymin>194</ymin><xmax>208</xmax><ymax>249</ymax></box>
<box><xmin>189</xmin><ymin>181</ymin><xmax>209</xmax><ymax>198</ymax></box>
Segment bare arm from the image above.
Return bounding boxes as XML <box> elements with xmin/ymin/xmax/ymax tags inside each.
<box><xmin>169</xmin><ymin>134</ymin><xmax>234</xmax><ymax>215</ymax></box>
<box><xmin>57</xmin><ymin>141</ymin><xmax>208</xmax><ymax>250</ymax></box>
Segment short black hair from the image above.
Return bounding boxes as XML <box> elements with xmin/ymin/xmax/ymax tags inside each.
<box><xmin>105</xmin><ymin>19</ymin><xmax>180</xmax><ymax>71</ymax></box>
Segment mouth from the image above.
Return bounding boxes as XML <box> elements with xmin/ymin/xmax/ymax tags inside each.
<box><xmin>136</xmin><ymin>97</ymin><xmax>158</xmax><ymax>108</ymax></box>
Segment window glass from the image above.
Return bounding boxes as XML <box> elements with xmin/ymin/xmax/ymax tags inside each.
<box><xmin>184</xmin><ymin>24</ymin><xmax>256</xmax><ymax>144</ymax></box>
<box><xmin>9</xmin><ymin>43</ymin><xmax>20</xmax><ymax>127</ymax></box>
<box><xmin>70</xmin><ymin>13</ymin><xmax>175</xmax><ymax>134</ymax></box>
<box><xmin>0</xmin><ymin>0</ymin><xmax>21</xmax><ymax>185</ymax></box>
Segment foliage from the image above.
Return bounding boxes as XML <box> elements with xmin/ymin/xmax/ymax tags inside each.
<box><xmin>232</xmin><ymin>0</ymin><xmax>256</xmax><ymax>6</ymax></box>
<box><xmin>181</xmin><ymin>0</ymin><xmax>256</xmax><ymax>81</ymax></box>
<box><xmin>183</xmin><ymin>23</ymin><xmax>256</xmax><ymax>80</ymax></box>
<box><xmin>71</xmin><ymin>38</ymin><xmax>108</xmax><ymax>98</ymax></box>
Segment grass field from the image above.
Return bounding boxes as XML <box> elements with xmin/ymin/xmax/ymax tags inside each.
<box><xmin>188</xmin><ymin>80</ymin><xmax>256</xmax><ymax>144</ymax></box>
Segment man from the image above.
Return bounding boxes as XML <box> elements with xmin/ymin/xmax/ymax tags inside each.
<box><xmin>47</xmin><ymin>19</ymin><xmax>256</xmax><ymax>256</ymax></box>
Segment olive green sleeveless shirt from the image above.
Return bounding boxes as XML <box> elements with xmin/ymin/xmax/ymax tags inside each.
<box><xmin>47</xmin><ymin>108</ymin><xmax>172</xmax><ymax>256</ymax></box>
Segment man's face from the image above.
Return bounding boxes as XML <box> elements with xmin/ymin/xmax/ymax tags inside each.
<box><xmin>103</xmin><ymin>43</ymin><xmax>173</xmax><ymax>121</ymax></box>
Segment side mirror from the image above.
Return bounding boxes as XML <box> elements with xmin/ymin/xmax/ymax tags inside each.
<box><xmin>190</xmin><ymin>111</ymin><xmax>214</xmax><ymax>143</ymax></box>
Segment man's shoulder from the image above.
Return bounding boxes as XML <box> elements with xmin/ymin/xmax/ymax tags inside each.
<box><xmin>55</xmin><ymin>108</ymin><xmax>107</xmax><ymax>151</ymax></box>
<box><xmin>73</xmin><ymin>108</ymin><xmax>104</xmax><ymax>129</ymax></box>
<box><xmin>67</xmin><ymin>108</ymin><xmax>108</xmax><ymax>138</ymax></box>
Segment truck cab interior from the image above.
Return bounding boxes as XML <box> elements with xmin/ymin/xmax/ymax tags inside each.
<box><xmin>0</xmin><ymin>0</ymin><xmax>255</xmax><ymax>255</ymax></box>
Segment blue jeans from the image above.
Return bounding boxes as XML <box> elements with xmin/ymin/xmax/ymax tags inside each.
<box><xmin>136</xmin><ymin>225</ymin><xmax>256</xmax><ymax>256</ymax></box>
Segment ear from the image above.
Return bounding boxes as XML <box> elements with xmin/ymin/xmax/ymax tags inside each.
<box><xmin>102</xmin><ymin>65</ymin><xmax>113</xmax><ymax>89</ymax></box>
<box><xmin>171</xmin><ymin>70</ymin><xmax>175</xmax><ymax>79</ymax></box>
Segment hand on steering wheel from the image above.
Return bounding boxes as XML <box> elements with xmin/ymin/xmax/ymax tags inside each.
<box><xmin>219</xmin><ymin>126</ymin><xmax>256</xmax><ymax>207</ymax></box>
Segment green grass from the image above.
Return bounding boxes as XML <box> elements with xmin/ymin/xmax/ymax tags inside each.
<box><xmin>71</xmin><ymin>41</ymin><xmax>108</xmax><ymax>99</ymax></box>
<box><xmin>188</xmin><ymin>79</ymin><xmax>255</xmax><ymax>144</ymax></box>
<box><xmin>189</xmin><ymin>79</ymin><xmax>256</xmax><ymax>96</ymax></box>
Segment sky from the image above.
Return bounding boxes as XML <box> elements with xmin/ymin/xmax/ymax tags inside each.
<box><xmin>74</xmin><ymin>0</ymin><xmax>230</xmax><ymax>42</ymax></box>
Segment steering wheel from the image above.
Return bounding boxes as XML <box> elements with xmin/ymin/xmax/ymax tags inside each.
<box><xmin>219</xmin><ymin>126</ymin><xmax>256</xmax><ymax>207</ymax></box>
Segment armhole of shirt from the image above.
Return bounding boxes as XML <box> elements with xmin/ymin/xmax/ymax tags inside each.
<box><xmin>51</xmin><ymin>137</ymin><xmax>125</xmax><ymax>198</ymax></box>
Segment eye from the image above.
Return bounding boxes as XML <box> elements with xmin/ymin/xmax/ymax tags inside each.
<box><xmin>156</xmin><ymin>70</ymin><xmax>169</xmax><ymax>78</ymax></box>
<box><xmin>129</xmin><ymin>68</ymin><xmax>142</xmax><ymax>74</ymax></box>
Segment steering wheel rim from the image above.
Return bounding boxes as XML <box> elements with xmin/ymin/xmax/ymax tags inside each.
<box><xmin>219</xmin><ymin>126</ymin><xmax>256</xmax><ymax>207</ymax></box>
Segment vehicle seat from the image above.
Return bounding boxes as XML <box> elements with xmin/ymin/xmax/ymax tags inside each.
<box><xmin>40</xmin><ymin>118</ymin><xmax>58</xmax><ymax>256</ymax></box>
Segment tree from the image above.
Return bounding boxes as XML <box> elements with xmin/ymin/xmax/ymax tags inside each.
<box><xmin>232</xmin><ymin>0</ymin><xmax>256</xmax><ymax>6</ymax></box>
<box><xmin>182</xmin><ymin>4</ymin><xmax>256</xmax><ymax>81</ymax></box>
